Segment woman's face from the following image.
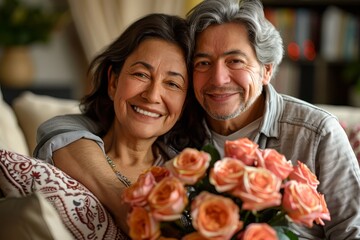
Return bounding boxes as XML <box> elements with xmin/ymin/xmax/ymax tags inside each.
<box><xmin>108</xmin><ymin>38</ymin><xmax>188</xmax><ymax>140</ymax></box>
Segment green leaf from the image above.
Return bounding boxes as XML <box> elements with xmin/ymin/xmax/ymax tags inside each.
<box><xmin>201</xmin><ymin>144</ymin><xmax>220</xmax><ymax>168</ymax></box>
<box><xmin>273</xmin><ymin>226</ymin><xmax>299</xmax><ymax>240</ymax></box>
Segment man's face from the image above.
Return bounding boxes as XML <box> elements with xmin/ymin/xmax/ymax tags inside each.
<box><xmin>193</xmin><ymin>23</ymin><xmax>271</xmax><ymax>122</ymax></box>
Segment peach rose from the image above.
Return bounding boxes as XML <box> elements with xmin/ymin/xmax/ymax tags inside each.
<box><xmin>191</xmin><ymin>192</ymin><xmax>243</xmax><ymax>240</ymax></box>
<box><xmin>165</xmin><ymin>148</ymin><xmax>211</xmax><ymax>185</ymax></box>
<box><xmin>231</xmin><ymin>166</ymin><xmax>282</xmax><ymax>211</ymax></box>
<box><xmin>127</xmin><ymin>207</ymin><xmax>160</xmax><ymax>240</ymax></box>
<box><xmin>288</xmin><ymin>161</ymin><xmax>319</xmax><ymax>189</ymax></box>
<box><xmin>209</xmin><ymin>157</ymin><xmax>245</xmax><ymax>192</ymax></box>
<box><xmin>224</xmin><ymin>138</ymin><xmax>260</xmax><ymax>166</ymax></box>
<box><xmin>282</xmin><ymin>181</ymin><xmax>331</xmax><ymax>227</ymax></box>
<box><xmin>314</xmin><ymin>193</ymin><xmax>331</xmax><ymax>226</ymax></box>
<box><xmin>241</xmin><ymin>223</ymin><xmax>278</xmax><ymax>240</ymax></box>
<box><xmin>123</xmin><ymin>171</ymin><xmax>156</xmax><ymax>207</ymax></box>
<box><xmin>148</xmin><ymin>176</ymin><xmax>188</xmax><ymax>221</ymax></box>
<box><xmin>182</xmin><ymin>232</ymin><xmax>209</xmax><ymax>240</ymax></box>
<box><xmin>145</xmin><ymin>166</ymin><xmax>171</xmax><ymax>183</ymax></box>
<box><xmin>258</xmin><ymin>148</ymin><xmax>293</xmax><ymax>180</ymax></box>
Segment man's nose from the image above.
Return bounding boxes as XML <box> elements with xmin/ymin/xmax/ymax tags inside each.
<box><xmin>211</xmin><ymin>61</ymin><xmax>231</xmax><ymax>86</ymax></box>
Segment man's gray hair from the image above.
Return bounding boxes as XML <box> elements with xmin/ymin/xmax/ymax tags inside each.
<box><xmin>187</xmin><ymin>0</ymin><xmax>284</xmax><ymax>79</ymax></box>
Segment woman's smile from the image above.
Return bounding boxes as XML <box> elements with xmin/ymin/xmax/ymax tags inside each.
<box><xmin>132</xmin><ymin>105</ymin><xmax>161</xmax><ymax>118</ymax></box>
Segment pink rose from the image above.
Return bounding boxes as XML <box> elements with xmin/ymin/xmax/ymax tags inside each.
<box><xmin>148</xmin><ymin>176</ymin><xmax>188</xmax><ymax>221</ymax></box>
<box><xmin>209</xmin><ymin>157</ymin><xmax>245</xmax><ymax>192</ymax></box>
<box><xmin>224</xmin><ymin>138</ymin><xmax>260</xmax><ymax>166</ymax></box>
<box><xmin>123</xmin><ymin>171</ymin><xmax>156</xmax><ymax>207</ymax></box>
<box><xmin>191</xmin><ymin>191</ymin><xmax>243</xmax><ymax>240</ymax></box>
<box><xmin>232</xmin><ymin>166</ymin><xmax>282</xmax><ymax>211</ymax></box>
<box><xmin>282</xmin><ymin>181</ymin><xmax>331</xmax><ymax>227</ymax></box>
<box><xmin>241</xmin><ymin>223</ymin><xmax>278</xmax><ymax>240</ymax></box>
<box><xmin>127</xmin><ymin>207</ymin><xmax>160</xmax><ymax>240</ymax></box>
<box><xmin>288</xmin><ymin>161</ymin><xmax>319</xmax><ymax>189</ymax></box>
<box><xmin>165</xmin><ymin>148</ymin><xmax>211</xmax><ymax>185</ymax></box>
<box><xmin>258</xmin><ymin>148</ymin><xmax>293</xmax><ymax>180</ymax></box>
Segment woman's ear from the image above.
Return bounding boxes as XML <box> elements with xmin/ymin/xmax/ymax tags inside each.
<box><xmin>262</xmin><ymin>64</ymin><xmax>273</xmax><ymax>85</ymax></box>
<box><xmin>107</xmin><ymin>66</ymin><xmax>117</xmax><ymax>100</ymax></box>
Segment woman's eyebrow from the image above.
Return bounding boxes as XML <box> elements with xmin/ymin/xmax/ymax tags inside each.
<box><xmin>131</xmin><ymin>61</ymin><xmax>185</xmax><ymax>82</ymax></box>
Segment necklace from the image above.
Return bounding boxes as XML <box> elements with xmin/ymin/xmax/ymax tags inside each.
<box><xmin>105</xmin><ymin>155</ymin><xmax>132</xmax><ymax>187</ymax></box>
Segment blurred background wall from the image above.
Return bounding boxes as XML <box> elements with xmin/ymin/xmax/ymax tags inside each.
<box><xmin>1</xmin><ymin>0</ymin><xmax>359</xmax><ymax>106</ymax></box>
<box><xmin>0</xmin><ymin>0</ymin><xmax>202</xmax><ymax>100</ymax></box>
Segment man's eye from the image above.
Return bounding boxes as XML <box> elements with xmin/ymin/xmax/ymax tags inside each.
<box><xmin>194</xmin><ymin>61</ymin><xmax>211</xmax><ymax>72</ymax></box>
<box><xmin>227</xmin><ymin>59</ymin><xmax>246</xmax><ymax>69</ymax></box>
<box><xmin>197</xmin><ymin>61</ymin><xmax>210</xmax><ymax>66</ymax></box>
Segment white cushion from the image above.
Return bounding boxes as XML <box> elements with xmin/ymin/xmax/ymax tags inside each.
<box><xmin>12</xmin><ymin>91</ymin><xmax>81</xmax><ymax>155</ymax></box>
<box><xmin>0</xmin><ymin>87</ymin><xmax>29</xmax><ymax>155</ymax></box>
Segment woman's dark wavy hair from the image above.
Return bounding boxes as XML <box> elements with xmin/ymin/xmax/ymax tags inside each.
<box><xmin>79</xmin><ymin>13</ymin><xmax>203</xmax><ymax>148</ymax></box>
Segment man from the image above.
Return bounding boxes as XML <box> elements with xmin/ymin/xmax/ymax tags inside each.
<box><xmin>35</xmin><ymin>0</ymin><xmax>360</xmax><ymax>239</ymax></box>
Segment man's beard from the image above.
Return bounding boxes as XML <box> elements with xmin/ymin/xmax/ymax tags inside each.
<box><xmin>205</xmin><ymin>84</ymin><xmax>263</xmax><ymax>121</ymax></box>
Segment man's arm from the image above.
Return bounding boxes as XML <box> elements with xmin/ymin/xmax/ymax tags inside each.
<box><xmin>34</xmin><ymin>114</ymin><xmax>103</xmax><ymax>161</ymax></box>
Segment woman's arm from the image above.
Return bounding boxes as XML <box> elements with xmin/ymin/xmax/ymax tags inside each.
<box><xmin>52</xmin><ymin>139</ymin><xmax>130</xmax><ymax>233</ymax></box>
<box><xmin>34</xmin><ymin>114</ymin><xmax>130</xmax><ymax>233</ymax></box>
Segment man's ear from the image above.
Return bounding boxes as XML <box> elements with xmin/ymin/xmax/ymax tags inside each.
<box><xmin>262</xmin><ymin>64</ymin><xmax>273</xmax><ymax>85</ymax></box>
<box><xmin>107</xmin><ymin>66</ymin><xmax>117</xmax><ymax>100</ymax></box>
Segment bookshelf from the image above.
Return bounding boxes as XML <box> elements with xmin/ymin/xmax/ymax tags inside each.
<box><xmin>263</xmin><ymin>0</ymin><xmax>360</xmax><ymax>106</ymax></box>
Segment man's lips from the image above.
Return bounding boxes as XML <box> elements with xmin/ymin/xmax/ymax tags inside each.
<box><xmin>205</xmin><ymin>93</ymin><xmax>237</xmax><ymax>101</ymax></box>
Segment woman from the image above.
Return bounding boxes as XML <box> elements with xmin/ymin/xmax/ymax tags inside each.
<box><xmin>35</xmin><ymin>13</ymin><xmax>193</xmax><ymax>236</ymax></box>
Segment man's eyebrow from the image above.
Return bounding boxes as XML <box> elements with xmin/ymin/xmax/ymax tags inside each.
<box><xmin>193</xmin><ymin>52</ymin><xmax>210</xmax><ymax>59</ymax></box>
<box><xmin>131</xmin><ymin>61</ymin><xmax>185</xmax><ymax>82</ymax></box>
<box><xmin>223</xmin><ymin>50</ymin><xmax>247</xmax><ymax>57</ymax></box>
<box><xmin>193</xmin><ymin>50</ymin><xmax>247</xmax><ymax>59</ymax></box>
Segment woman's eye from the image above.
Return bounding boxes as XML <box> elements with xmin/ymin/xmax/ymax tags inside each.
<box><xmin>166</xmin><ymin>81</ymin><xmax>182</xmax><ymax>89</ymax></box>
<box><xmin>133</xmin><ymin>72</ymin><xmax>149</xmax><ymax>79</ymax></box>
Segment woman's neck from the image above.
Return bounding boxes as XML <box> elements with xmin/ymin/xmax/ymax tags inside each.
<box><xmin>102</xmin><ymin>125</ymin><xmax>156</xmax><ymax>167</ymax></box>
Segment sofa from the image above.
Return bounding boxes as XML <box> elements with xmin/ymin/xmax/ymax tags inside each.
<box><xmin>0</xmin><ymin>87</ymin><xmax>360</xmax><ymax>239</ymax></box>
<box><xmin>0</xmin><ymin>88</ymin><xmax>123</xmax><ymax>239</ymax></box>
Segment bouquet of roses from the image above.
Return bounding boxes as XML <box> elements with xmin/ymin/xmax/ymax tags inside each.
<box><xmin>122</xmin><ymin>138</ymin><xmax>331</xmax><ymax>240</ymax></box>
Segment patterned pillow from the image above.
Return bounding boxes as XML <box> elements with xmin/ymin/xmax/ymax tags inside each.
<box><xmin>0</xmin><ymin>149</ymin><xmax>124</xmax><ymax>240</ymax></box>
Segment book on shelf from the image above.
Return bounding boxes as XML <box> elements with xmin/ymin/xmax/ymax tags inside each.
<box><xmin>321</xmin><ymin>6</ymin><xmax>359</xmax><ymax>61</ymax></box>
<box><xmin>265</xmin><ymin>6</ymin><xmax>359</xmax><ymax>62</ymax></box>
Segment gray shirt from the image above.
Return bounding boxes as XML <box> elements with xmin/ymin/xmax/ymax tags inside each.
<box><xmin>34</xmin><ymin>84</ymin><xmax>360</xmax><ymax>239</ymax></box>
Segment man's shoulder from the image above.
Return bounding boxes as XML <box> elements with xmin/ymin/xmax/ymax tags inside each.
<box><xmin>280</xmin><ymin>94</ymin><xmax>337</xmax><ymax>128</ymax></box>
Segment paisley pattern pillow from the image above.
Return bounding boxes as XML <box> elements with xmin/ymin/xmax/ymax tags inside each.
<box><xmin>0</xmin><ymin>149</ymin><xmax>127</xmax><ymax>240</ymax></box>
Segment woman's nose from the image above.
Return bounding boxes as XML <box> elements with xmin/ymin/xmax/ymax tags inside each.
<box><xmin>141</xmin><ymin>82</ymin><xmax>161</xmax><ymax>103</ymax></box>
